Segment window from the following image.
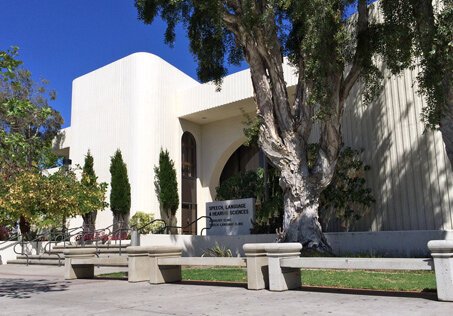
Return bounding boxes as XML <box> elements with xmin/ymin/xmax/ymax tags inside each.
<box><xmin>181</xmin><ymin>132</ymin><xmax>197</xmax><ymax>234</ymax></box>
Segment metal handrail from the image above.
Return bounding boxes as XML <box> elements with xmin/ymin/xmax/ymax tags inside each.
<box><xmin>165</xmin><ymin>216</ymin><xmax>214</xmax><ymax>236</ymax></box>
<box><xmin>131</xmin><ymin>219</ymin><xmax>168</xmax><ymax>234</ymax></box>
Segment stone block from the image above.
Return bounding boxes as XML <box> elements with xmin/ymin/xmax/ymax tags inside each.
<box><xmin>265</xmin><ymin>243</ymin><xmax>302</xmax><ymax>292</ymax></box>
<box><xmin>243</xmin><ymin>243</ymin><xmax>271</xmax><ymax>290</ymax></box>
<box><xmin>127</xmin><ymin>246</ymin><xmax>152</xmax><ymax>282</ymax></box>
<box><xmin>428</xmin><ymin>240</ymin><xmax>453</xmax><ymax>302</ymax></box>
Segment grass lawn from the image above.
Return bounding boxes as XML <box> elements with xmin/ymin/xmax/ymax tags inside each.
<box><xmin>98</xmin><ymin>267</ymin><xmax>436</xmax><ymax>292</ymax></box>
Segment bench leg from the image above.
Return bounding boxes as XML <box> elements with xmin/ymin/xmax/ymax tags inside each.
<box><xmin>149</xmin><ymin>257</ymin><xmax>181</xmax><ymax>284</ymax></box>
<box><xmin>128</xmin><ymin>255</ymin><xmax>150</xmax><ymax>283</ymax></box>
<box><xmin>64</xmin><ymin>260</ymin><xmax>94</xmax><ymax>280</ymax></box>
<box><xmin>244</xmin><ymin>243</ymin><xmax>272</xmax><ymax>290</ymax></box>
<box><xmin>268</xmin><ymin>256</ymin><xmax>301</xmax><ymax>291</ymax></box>
<box><xmin>265</xmin><ymin>243</ymin><xmax>303</xmax><ymax>292</ymax></box>
<box><xmin>246</xmin><ymin>256</ymin><xmax>268</xmax><ymax>290</ymax></box>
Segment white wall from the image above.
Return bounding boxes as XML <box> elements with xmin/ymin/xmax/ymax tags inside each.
<box><xmin>69</xmin><ymin>53</ymin><xmax>199</xmax><ymax>229</ymax></box>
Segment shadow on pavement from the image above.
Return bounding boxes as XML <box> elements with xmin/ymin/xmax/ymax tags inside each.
<box><xmin>179</xmin><ymin>280</ymin><xmax>247</xmax><ymax>289</ymax></box>
<box><xmin>298</xmin><ymin>286</ymin><xmax>438</xmax><ymax>301</ymax></box>
<box><xmin>0</xmin><ymin>278</ymin><xmax>70</xmax><ymax>299</ymax></box>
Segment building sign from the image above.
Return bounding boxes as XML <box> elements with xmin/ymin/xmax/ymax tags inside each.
<box><xmin>206</xmin><ymin>198</ymin><xmax>255</xmax><ymax>235</ymax></box>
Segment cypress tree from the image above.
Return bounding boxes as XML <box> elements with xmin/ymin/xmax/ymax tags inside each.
<box><xmin>81</xmin><ymin>150</ymin><xmax>98</xmax><ymax>235</ymax></box>
<box><xmin>154</xmin><ymin>149</ymin><xmax>179</xmax><ymax>230</ymax></box>
<box><xmin>110</xmin><ymin>149</ymin><xmax>131</xmax><ymax>231</ymax></box>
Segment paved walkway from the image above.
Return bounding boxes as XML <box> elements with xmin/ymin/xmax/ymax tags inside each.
<box><xmin>0</xmin><ymin>264</ymin><xmax>451</xmax><ymax>315</ymax></box>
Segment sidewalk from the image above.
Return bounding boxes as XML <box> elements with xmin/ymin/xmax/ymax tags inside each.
<box><xmin>0</xmin><ymin>264</ymin><xmax>450</xmax><ymax>315</ymax></box>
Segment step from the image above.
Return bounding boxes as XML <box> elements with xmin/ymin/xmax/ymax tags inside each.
<box><xmin>7</xmin><ymin>259</ymin><xmax>63</xmax><ymax>266</ymax></box>
<box><xmin>47</xmin><ymin>248</ymin><xmax>129</xmax><ymax>255</ymax></box>
<box><xmin>16</xmin><ymin>254</ymin><xmax>63</xmax><ymax>261</ymax></box>
<box><xmin>52</xmin><ymin>243</ymin><xmax>130</xmax><ymax>250</ymax></box>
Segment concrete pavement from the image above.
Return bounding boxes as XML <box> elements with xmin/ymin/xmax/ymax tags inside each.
<box><xmin>0</xmin><ymin>264</ymin><xmax>450</xmax><ymax>315</ymax></box>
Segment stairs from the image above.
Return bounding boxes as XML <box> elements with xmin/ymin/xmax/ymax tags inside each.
<box><xmin>7</xmin><ymin>243</ymin><xmax>131</xmax><ymax>266</ymax></box>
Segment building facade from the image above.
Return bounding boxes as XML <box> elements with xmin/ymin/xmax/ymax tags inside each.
<box><xmin>55</xmin><ymin>52</ymin><xmax>453</xmax><ymax>235</ymax></box>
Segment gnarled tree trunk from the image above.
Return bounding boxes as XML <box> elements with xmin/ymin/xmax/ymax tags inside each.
<box><xmin>221</xmin><ymin>0</ymin><xmax>368</xmax><ymax>250</ymax></box>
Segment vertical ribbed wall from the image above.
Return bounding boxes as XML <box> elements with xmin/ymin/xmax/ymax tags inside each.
<box><xmin>341</xmin><ymin>64</ymin><xmax>453</xmax><ymax>231</ymax></box>
<box><xmin>69</xmin><ymin>53</ymin><xmax>199</xmax><ymax>228</ymax></box>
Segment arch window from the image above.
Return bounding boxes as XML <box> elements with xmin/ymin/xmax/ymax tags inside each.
<box><xmin>181</xmin><ymin>132</ymin><xmax>197</xmax><ymax>234</ymax></box>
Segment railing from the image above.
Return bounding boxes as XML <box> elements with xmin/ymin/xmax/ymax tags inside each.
<box><xmin>165</xmin><ymin>216</ymin><xmax>213</xmax><ymax>236</ymax></box>
<box><xmin>89</xmin><ymin>216</ymin><xmax>213</xmax><ymax>256</ymax></box>
<box><xmin>7</xmin><ymin>216</ymin><xmax>214</xmax><ymax>264</ymax></box>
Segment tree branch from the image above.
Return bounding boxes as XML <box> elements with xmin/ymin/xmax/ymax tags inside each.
<box><xmin>340</xmin><ymin>0</ymin><xmax>368</xmax><ymax>103</ymax></box>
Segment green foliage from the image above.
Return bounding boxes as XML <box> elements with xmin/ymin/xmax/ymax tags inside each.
<box><xmin>319</xmin><ymin>147</ymin><xmax>376</xmax><ymax>231</ymax></box>
<box><xmin>215</xmin><ymin>167</ymin><xmax>283</xmax><ymax>233</ymax></box>
<box><xmin>154</xmin><ymin>149</ymin><xmax>179</xmax><ymax>216</ymax></box>
<box><xmin>135</xmin><ymin>0</ymin><xmax>378</xmax><ymax>99</ymax></box>
<box><xmin>216</xmin><ymin>170</ymin><xmax>262</xmax><ymax>201</ymax></box>
<box><xmin>129</xmin><ymin>211</ymin><xmax>165</xmax><ymax>234</ymax></box>
<box><xmin>216</xmin><ymin>146</ymin><xmax>374</xmax><ymax>232</ymax></box>
<box><xmin>380</xmin><ymin>0</ymin><xmax>453</xmax><ymax>129</ymax></box>
<box><xmin>0</xmin><ymin>167</ymin><xmax>108</xmax><ymax>230</ymax></box>
<box><xmin>0</xmin><ymin>47</ymin><xmax>63</xmax><ymax>179</ymax></box>
<box><xmin>81</xmin><ymin>150</ymin><xmax>97</xmax><ymax>187</ymax></box>
<box><xmin>201</xmin><ymin>242</ymin><xmax>233</xmax><ymax>257</ymax></box>
<box><xmin>242</xmin><ymin>112</ymin><xmax>262</xmax><ymax>147</ymax></box>
<box><xmin>81</xmin><ymin>150</ymin><xmax>102</xmax><ymax>230</ymax></box>
<box><xmin>110</xmin><ymin>149</ymin><xmax>131</xmax><ymax>216</ymax></box>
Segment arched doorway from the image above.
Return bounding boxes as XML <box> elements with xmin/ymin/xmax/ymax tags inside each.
<box><xmin>181</xmin><ymin>132</ymin><xmax>197</xmax><ymax>234</ymax></box>
<box><xmin>219</xmin><ymin>144</ymin><xmax>263</xmax><ymax>184</ymax></box>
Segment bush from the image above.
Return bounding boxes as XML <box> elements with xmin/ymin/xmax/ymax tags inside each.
<box><xmin>201</xmin><ymin>242</ymin><xmax>233</xmax><ymax>257</ymax></box>
<box><xmin>0</xmin><ymin>225</ymin><xmax>10</xmax><ymax>240</ymax></box>
<box><xmin>129</xmin><ymin>211</ymin><xmax>165</xmax><ymax>234</ymax></box>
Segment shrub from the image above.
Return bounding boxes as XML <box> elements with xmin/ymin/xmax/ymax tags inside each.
<box><xmin>201</xmin><ymin>242</ymin><xmax>233</xmax><ymax>257</ymax></box>
<box><xmin>129</xmin><ymin>211</ymin><xmax>165</xmax><ymax>234</ymax></box>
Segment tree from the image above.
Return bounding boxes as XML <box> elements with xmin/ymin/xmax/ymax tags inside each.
<box><xmin>81</xmin><ymin>150</ymin><xmax>100</xmax><ymax>234</ymax></box>
<box><xmin>0</xmin><ymin>167</ymin><xmax>108</xmax><ymax>234</ymax></box>
<box><xmin>379</xmin><ymin>0</ymin><xmax>453</xmax><ymax>166</ymax></box>
<box><xmin>136</xmin><ymin>0</ymin><xmax>377</xmax><ymax>250</ymax></box>
<box><xmin>154</xmin><ymin>149</ymin><xmax>179</xmax><ymax>231</ymax></box>
<box><xmin>0</xmin><ymin>47</ymin><xmax>62</xmax><ymax>179</ymax></box>
<box><xmin>0</xmin><ymin>47</ymin><xmax>63</xmax><ymax>234</ymax></box>
<box><xmin>110</xmin><ymin>149</ymin><xmax>131</xmax><ymax>231</ymax></box>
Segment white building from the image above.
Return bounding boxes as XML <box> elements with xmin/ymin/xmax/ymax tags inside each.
<box><xmin>55</xmin><ymin>52</ymin><xmax>453</xmax><ymax>238</ymax></box>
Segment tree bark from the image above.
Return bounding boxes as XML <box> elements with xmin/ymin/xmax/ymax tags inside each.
<box><xmin>82</xmin><ymin>211</ymin><xmax>97</xmax><ymax>236</ymax></box>
<box><xmin>282</xmin><ymin>187</ymin><xmax>332</xmax><ymax>252</ymax></box>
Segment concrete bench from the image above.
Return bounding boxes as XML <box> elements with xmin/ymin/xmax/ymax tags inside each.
<box><xmin>266</xmin><ymin>240</ymin><xmax>453</xmax><ymax>302</ymax></box>
<box><xmin>126</xmin><ymin>243</ymin><xmax>270</xmax><ymax>290</ymax></box>
<box><xmin>63</xmin><ymin>248</ymin><xmax>128</xmax><ymax>279</ymax></box>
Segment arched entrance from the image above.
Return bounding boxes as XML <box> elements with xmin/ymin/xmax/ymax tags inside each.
<box><xmin>181</xmin><ymin>132</ymin><xmax>197</xmax><ymax>234</ymax></box>
<box><xmin>219</xmin><ymin>144</ymin><xmax>263</xmax><ymax>184</ymax></box>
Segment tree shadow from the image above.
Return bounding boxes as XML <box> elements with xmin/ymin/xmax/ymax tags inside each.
<box><xmin>339</xmin><ymin>66</ymin><xmax>453</xmax><ymax>237</ymax></box>
<box><xmin>0</xmin><ymin>278</ymin><xmax>69</xmax><ymax>299</ymax></box>
<box><xmin>297</xmin><ymin>285</ymin><xmax>438</xmax><ymax>301</ymax></box>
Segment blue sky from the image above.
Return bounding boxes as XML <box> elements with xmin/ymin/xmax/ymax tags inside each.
<box><xmin>0</xmin><ymin>0</ymin><xmax>247</xmax><ymax>128</ymax></box>
<box><xmin>1</xmin><ymin>1</ymin><xmax>360</xmax><ymax>128</ymax></box>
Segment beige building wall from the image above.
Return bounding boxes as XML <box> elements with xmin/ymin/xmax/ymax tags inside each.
<box><xmin>342</xmin><ymin>65</ymin><xmax>453</xmax><ymax>231</ymax></box>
